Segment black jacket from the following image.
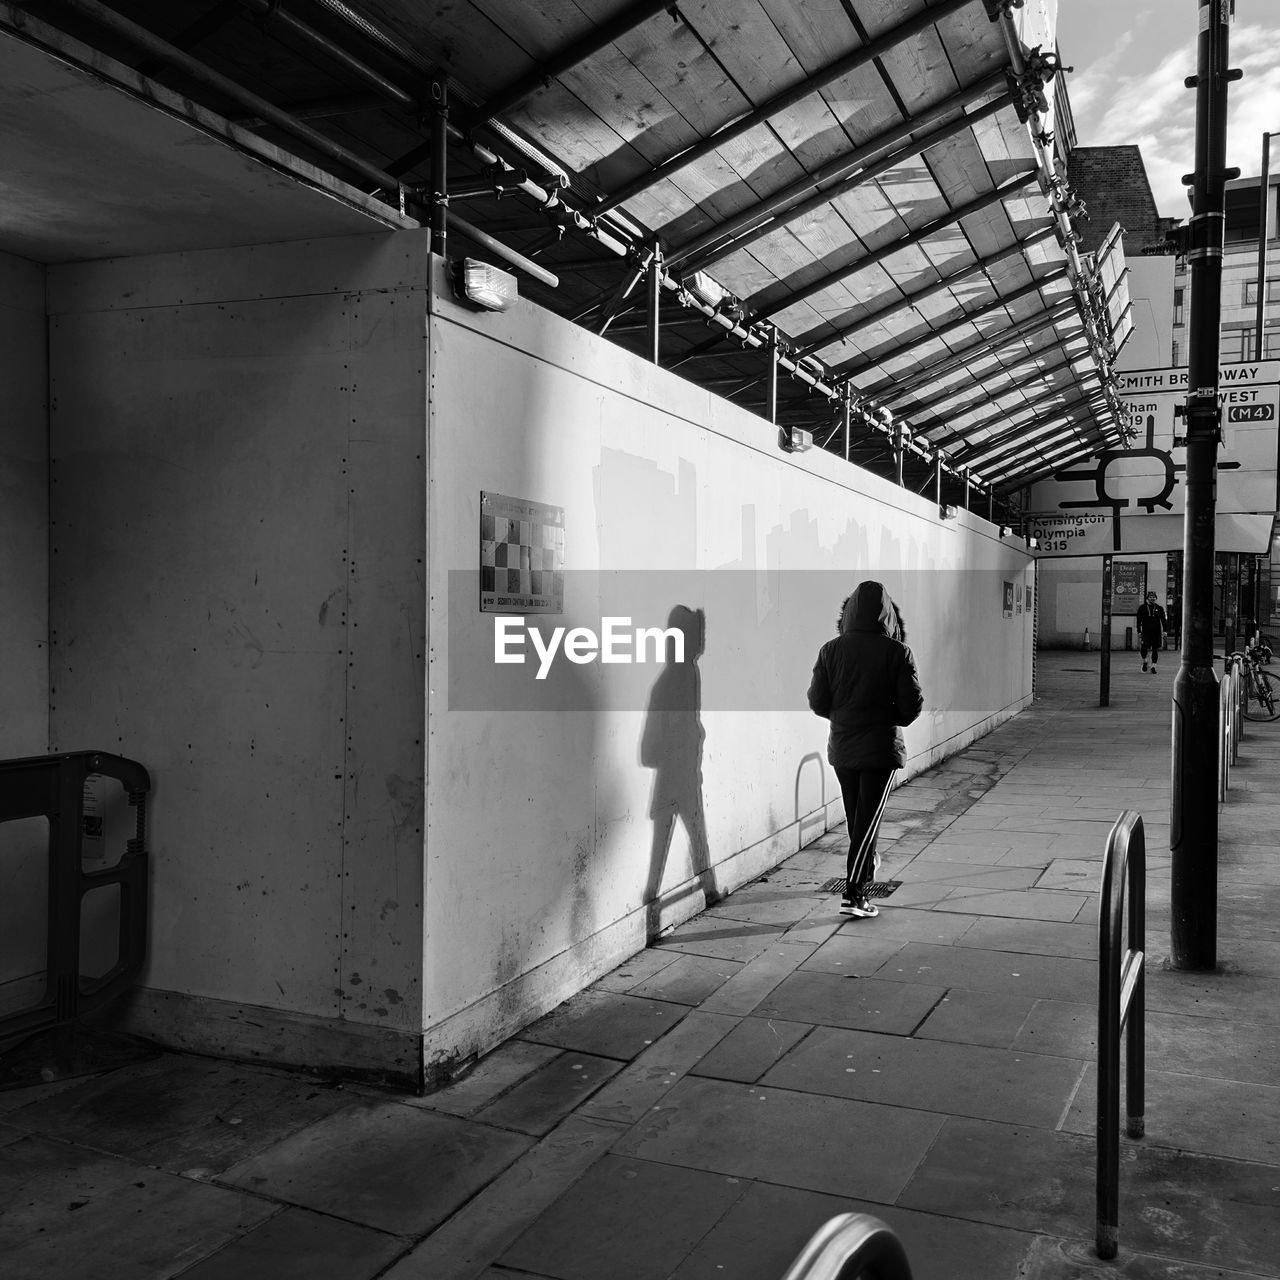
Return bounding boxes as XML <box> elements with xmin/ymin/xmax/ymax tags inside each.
<box><xmin>1136</xmin><ymin>601</ymin><xmax>1167</xmax><ymax>640</ymax></box>
<box><xmin>807</xmin><ymin>582</ymin><xmax>924</xmax><ymax>769</ymax></box>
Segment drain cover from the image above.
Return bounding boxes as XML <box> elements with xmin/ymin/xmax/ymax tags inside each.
<box><xmin>821</xmin><ymin>878</ymin><xmax>901</xmax><ymax>899</ymax></box>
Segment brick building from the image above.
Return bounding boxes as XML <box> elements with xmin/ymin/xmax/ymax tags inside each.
<box><xmin>1069</xmin><ymin>144</ymin><xmax>1182</xmax><ymax>255</ymax></box>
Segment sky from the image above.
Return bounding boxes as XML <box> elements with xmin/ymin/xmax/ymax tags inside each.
<box><xmin>1055</xmin><ymin>0</ymin><xmax>1280</xmax><ymax>218</ymax></box>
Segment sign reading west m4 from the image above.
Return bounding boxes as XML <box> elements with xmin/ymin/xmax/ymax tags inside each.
<box><xmin>1025</xmin><ymin>361</ymin><xmax>1280</xmax><ymax>556</ymax></box>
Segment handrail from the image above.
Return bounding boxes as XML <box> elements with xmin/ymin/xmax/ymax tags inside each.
<box><xmin>781</xmin><ymin>1214</ymin><xmax>912</xmax><ymax>1280</ymax></box>
<box><xmin>1096</xmin><ymin>810</ymin><xmax>1146</xmax><ymax>1260</ymax></box>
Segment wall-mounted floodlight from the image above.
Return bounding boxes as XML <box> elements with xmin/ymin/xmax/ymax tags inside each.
<box><xmin>780</xmin><ymin>426</ymin><xmax>814</xmax><ymax>453</ymax></box>
<box><xmin>940</xmin><ymin>504</ymin><xmax>958</xmax><ymax>520</ymax></box>
<box><xmin>1026</xmin><ymin>536</ymin><xmax>1040</xmax><ymax>549</ymax></box>
<box><xmin>455</xmin><ymin>258</ymin><xmax>519</xmax><ymax>312</ymax></box>
<box><xmin>683</xmin><ymin>271</ymin><xmax>726</xmax><ymax>309</ymax></box>
<box><xmin>1000</xmin><ymin>525</ymin><xmax>1015</xmax><ymax>538</ymax></box>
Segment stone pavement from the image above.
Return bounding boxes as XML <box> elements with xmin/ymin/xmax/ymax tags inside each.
<box><xmin>2</xmin><ymin>651</ymin><xmax>1278</xmax><ymax>1280</ymax></box>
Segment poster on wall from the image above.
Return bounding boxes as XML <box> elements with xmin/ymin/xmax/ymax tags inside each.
<box><xmin>1003</xmin><ymin>581</ymin><xmax>1014</xmax><ymax>617</ymax></box>
<box><xmin>1111</xmin><ymin>561</ymin><xmax>1147</xmax><ymax>616</ymax></box>
<box><xmin>1025</xmin><ymin>360</ymin><xmax>1279</xmax><ymax>555</ymax></box>
<box><xmin>480</xmin><ymin>491</ymin><xmax>565</xmax><ymax>614</ymax></box>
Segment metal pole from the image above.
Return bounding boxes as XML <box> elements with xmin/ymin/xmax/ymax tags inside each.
<box><xmin>767</xmin><ymin>327</ymin><xmax>779</xmax><ymax>424</ymax></box>
<box><xmin>1256</xmin><ymin>133</ymin><xmax>1273</xmax><ymax>361</ymax></box>
<box><xmin>1101</xmin><ymin>554</ymin><xmax>1113</xmax><ymax>707</ymax></box>
<box><xmin>894</xmin><ymin>422</ymin><xmax>905</xmax><ymax>487</ymax></box>
<box><xmin>842</xmin><ymin>391</ymin><xmax>852</xmax><ymax>461</ymax></box>
<box><xmin>647</xmin><ymin>240</ymin><xmax>663</xmax><ymax>365</ymax></box>
<box><xmin>430</xmin><ymin>78</ymin><xmax>449</xmax><ymax>257</ymax></box>
<box><xmin>1172</xmin><ymin>0</ymin><xmax>1234</xmax><ymax>972</ymax></box>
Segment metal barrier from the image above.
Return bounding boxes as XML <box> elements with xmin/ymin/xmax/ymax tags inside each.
<box><xmin>1096</xmin><ymin>810</ymin><xmax>1145</xmax><ymax>1260</ymax></box>
<box><xmin>1219</xmin><ymin>656</ymin><xmax>1242</xmax><ymax>800</ymax></box>
<box><xmin>781</xmin><ymin>1214</ymin><xmax>912</xmax><ymax>1280</ymax></box>
<box><xmin>0</xmin><ymin>751</ymin><xmax>150</xmax><ymax>1047</ymax></box>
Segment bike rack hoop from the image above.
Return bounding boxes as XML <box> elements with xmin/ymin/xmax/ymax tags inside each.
<box><xmin>1095</xmin><ymin>809</ymin><xmax>1146</xmax><ymax>1261</ymax></box>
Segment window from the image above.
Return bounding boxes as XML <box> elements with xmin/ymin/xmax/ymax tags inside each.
<box><xmin>1173</xmin><ymin>288</ymin><xmax>1185</xmax><ymax>325</ymax></box>
<box><xmin>1243</xmin><ymin>278</ymin><xmax>1280</xmax><ymax>306</ymax></box>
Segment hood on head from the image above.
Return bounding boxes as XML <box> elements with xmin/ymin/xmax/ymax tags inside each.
<box><xmin>840</xmin><ymin>580</ymin><xmax>898</xmax><ymax>636</ymax></box>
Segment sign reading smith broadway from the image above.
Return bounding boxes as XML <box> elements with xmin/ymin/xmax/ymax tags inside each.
<box><xmin>1025</xmin><ymin>360</ymin><xmax>1280</xmax><ymax>556</ymax></box>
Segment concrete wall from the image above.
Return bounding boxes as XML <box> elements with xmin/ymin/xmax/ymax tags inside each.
<box><xmin>45</xmin><ymin>233</ymin><xmax>429</xmax><ymax>1084</ymax></box>
<box><xmin>0</xmin><ymin>250</ymin><xmax>50</xmax><ymax>1019</ymax></box>
<box><xmin>424</xmin><ymin>260</ymin><xmax>1036</xmax><ymax>1078</ymax></box>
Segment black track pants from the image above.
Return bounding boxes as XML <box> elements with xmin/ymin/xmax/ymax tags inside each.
<box><xmin>834</xmin><ymin>766</ymin><xmax>896</xmax><ymax>896</ymax></box>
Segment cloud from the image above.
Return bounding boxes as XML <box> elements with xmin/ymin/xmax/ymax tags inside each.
<box><xmin>1066</xmin><ymin>20</ymin><xmax>1280</xmax><ymax>218</ymax></box>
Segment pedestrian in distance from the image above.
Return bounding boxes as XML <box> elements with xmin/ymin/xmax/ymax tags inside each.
<box><xmin>807</xmin><ymin>581</ymin><xmax>924</xmax><ymax>919</ymax></box>
<box><xmin>1136</xmin><ymin>591</ymin><xmax>1167</xmax><ymax>674</ymax></box>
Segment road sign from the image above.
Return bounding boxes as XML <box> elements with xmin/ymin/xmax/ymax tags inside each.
<box><xmin>1026</xmin><ymin>360</ymin><xmax>1279</xmax><ymax>555</ymax></box>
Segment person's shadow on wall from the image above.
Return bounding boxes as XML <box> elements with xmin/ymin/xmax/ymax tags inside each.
<box><xmin>640</xmin><ymin>606</ymin><xmax>713</xmax><ymax>936</ymax></box>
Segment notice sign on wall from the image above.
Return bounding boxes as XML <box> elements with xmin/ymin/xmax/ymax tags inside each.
<box><xmin>480</xmin><ymin>492</ymin><xmax>565</xmax><ymax>614</ymax></box>
<box><xmin>1111</xmin><ymin>561</ymin><xmax>1147</xmax><ymax>616</ymax></box>
<box><xmin>1025</xmin><ymin>360</ymin><xmax>1279</xmax><ymax>555</ymax></box>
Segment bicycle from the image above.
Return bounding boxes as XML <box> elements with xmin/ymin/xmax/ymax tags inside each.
<box><xmin>1228</xmin><ymin>648</ymin><xmax>1280</xmax><ymax>721</ymax></box>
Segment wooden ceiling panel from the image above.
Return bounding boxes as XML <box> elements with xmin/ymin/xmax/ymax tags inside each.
<box><xmin>13</xmin><ymin>0</ymin><xmax>1122</xmax><ymax>497</ymax></box>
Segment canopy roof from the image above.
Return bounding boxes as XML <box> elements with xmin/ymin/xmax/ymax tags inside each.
<box><xmin>3</xmin><ymin>0</ymin><xmax>1134</xmax><ymax>506</ymax></box>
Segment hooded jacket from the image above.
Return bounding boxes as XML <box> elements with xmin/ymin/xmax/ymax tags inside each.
<box><xmin>807</xmin><ymin>581</ymin><xmax>924</xmax><ymax>769</ymax></box>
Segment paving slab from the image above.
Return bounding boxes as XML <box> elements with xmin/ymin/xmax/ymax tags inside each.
<box><xmin>496</xmin><ymin>1154</ymin><xmax>749</xmax><ymax>1280</ymax></box>
<box><xmin>750</xmin><ymin>970</ymin><xmax>945</xmax><ymax>1035</ymax></box>
<box><xmin>517</xmin><ymin>989</ymin><xmax>692</xmax><ymax>1058</ymax></box>
<box><xmin>697</xmin><ymin>941</ymin><xmax>818</xmax><ymax>1016</ymax></box>
<box><xmin>913</xmin><ymin>989</ymin><xmax>1039</xmax><ymax>1049</ymax></box>
<box><xmin>613</xmin><ymin>1076</ymin><xmax>945</xmax><ymax>1202</ymax></box>
<box><xmin>800</xmin><ymin>931</ymin><xmax>910</xmax><ymax>976</ymax></box>
<box><xmin>954</xmin><ymin>916</ymin><xmax>1096</xmax><ymax>958</ymax></box>
<box><xmin>688</xmin><ymin>1017</ymin><xmax>814</xmax><ymax>1083</ymax></box>
<box><xmin>379</xmin><ymin>1114</ymin><xmax>623</xmax><ymax>1280</ymax></box>
<box><xmin>1018</xmin><ymin>1233</ymin><xmax>1274</xmax><ymax>1280</ymax></box>
<box><xmin>175</xmin><ymin>1207</ymin><xmax>405</xmax><ymax>1280</ymax></box>
<box><xmin>471</xmin><ymin>1051</ymin><xmax>624</xmax><ymax>1136</ymax></box>
<box><xmin>3</xmin><ymin>1053</ymin><xmax>353</xmax><ymax>1176</ymax></box>
<box><xmin>1062</xmin><ymin>1062</ymin><xmax>1280</xmax><ymax>1164</ymax></box>
<box><xmin>219</xmin><ymin>1100</ymin><xmax>532</xmax><ymax>1235</ymax></box>
<box><xmin>874</xmin><ymin>940</ymin><xmax>1099</xmax><ymax>1002</ymax></box>
<box><xmin>651</xmin><ymin>913</ymin><xmax>785</xmax><ymax>961</ymax></box>
<box><xmin>761</xmin><ymin>1026</ymin><xmax>1085</xmax><ymax>1129</ymax></box>
<box><xmin>898</xmin><ymin>1114</ymin><xmax>1280</xmax><ymax>1276</ymax></box>
<box><xmin>0</xmin><ymin>1133</ymin><xmax>277</xmax><ymax>1280</ymax></box>
<box><xmin>623</xmin><ymin>951</ymin><xmax>742</xmax><ymax>1005</ymax></box>
<box><xmin>928</xmin><ymin>887</ymin><xmax>1090</xmax><ymax>921</ymax></box>
<box><xmin>667</xmin><ymin>1182</ymin><xmax>1039</xmax><ymax>1280</ymax></box>
<box><xmin>575</xmin><ymin>1009</ymin><xmax>738</xmax><ymax>1127</ymax></box>
<box><xmin>405</xmin><ymin>1040</ymin><xmax>560</xmax><ymax>1118</ymax></box>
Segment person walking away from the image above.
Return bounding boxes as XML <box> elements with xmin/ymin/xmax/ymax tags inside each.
<box><xmin>808</xmin><ymin>581</ymin><xmax>923</xmax><ymax>919</ymax></box>
<box><xmin>1136</xmin><ymin>591</ymin><xmax>1167</xmax><ymax>674</ymax></box>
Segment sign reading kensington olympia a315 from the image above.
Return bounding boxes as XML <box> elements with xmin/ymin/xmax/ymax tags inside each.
<box><xmin>1025</xmin><ymin>360</ymin><xmax>1279</xmax><ymax>556</ymax></box>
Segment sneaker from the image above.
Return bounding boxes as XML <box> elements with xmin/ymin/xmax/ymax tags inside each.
<box><xmin>1150</xmin><ymin>665</ymin><xmax>1158</xmax><ymax>675</ymax></box>
<box><xmin>840</xmin><ymin>896</ymin><xmax>879</xmax><ymax>918</ymax></box>
<box><xmin>1142</xmin><ymin>661</ymin><xmax>1148</xmax><ymax>672</ymax></box>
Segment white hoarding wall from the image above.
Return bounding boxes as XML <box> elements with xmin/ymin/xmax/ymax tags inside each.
<box><xmin>45</xmin><ymin>235</ymin><xmax>429</xmax><ymax>1084</ymax></box>
<box><xmin>1027</xmin><ymin>360</ymin><xmax>1279</xmax><ymax>558</ymax></box>
<box><xmin>425</xmin><ymin>261</ymin><xmax>1036</xmax><ymax>1075</ymax></box>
